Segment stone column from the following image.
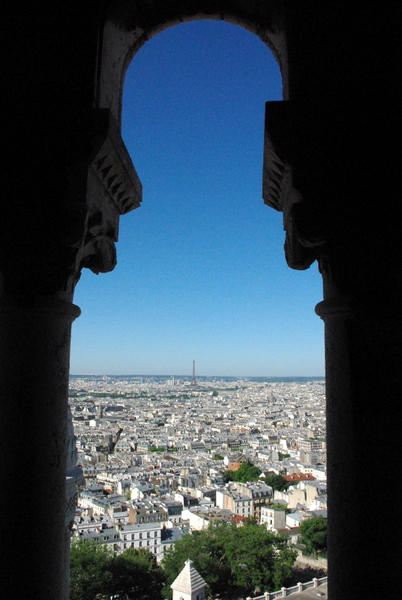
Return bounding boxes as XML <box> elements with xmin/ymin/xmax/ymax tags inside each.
<box><xmin>316</xmin><ymin>283</ymin><xmax>402</xmax><ymax>599</ymax></box>
<box><xmin>263</xmin><ymin>83</ymin><xmax>402</xmax><ymax>598</ymax></box>
<box><xmin>0</xmin><ymin>297</ymin><xmax>80</xmax><ymax>600</ymax></box>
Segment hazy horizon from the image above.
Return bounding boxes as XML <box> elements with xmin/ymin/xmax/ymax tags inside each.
<box><xmin>70</xmin><ymin>373</ymin><xmax>325</xmax><ymax>379</ymax></box>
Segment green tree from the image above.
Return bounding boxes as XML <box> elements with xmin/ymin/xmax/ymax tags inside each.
<box><xmin>299</xmin><ymin>516</ymin><xmax>327</xmax><ymax>555</ymax></box>
<box><xmin>223</xmin><ymin>460</ymin><xmax>261</xmax><ymax>483</ymax></box>
<box><xmin>108</xmin><ymin>547</ymin><xmax>165</xmax><ymax>600</ymax></box>
<box><xmin>262</xmin><ymin>474</ymin><xmax>290</xmax><ymax>492</ymax></box>
<box><xmin>223</xmin><ymin>469</ymin><xmax>235</xmax><ymax>481</ymax></box>
<box><xmin>269</xmin><ymin>503</ymin><xmax>290</xmax><ymax>514</ymax></box>
<box><xmin>243</xmin><ymin>515</ymin><xmax>258</xmax><ymax>526</ymax></box>
<box><xmin>70</xmin><ymin>539</ymin><xmax>114</xmax><ymax>600</ymax></box>
<box><xmin>70</xmin><ymin>540</ymin><xmax>165</xmax><ymax>600</ymax></box>
<box><xmin>162</xmin><ymin>523</ymin><xmax>296</xmax><ymax>598</ymax></box>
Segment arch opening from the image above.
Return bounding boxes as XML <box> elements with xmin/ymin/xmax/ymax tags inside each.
<box><xmin>72</xmin><ymin>19</ymin><xmax>324</xmax><ymax>378</ymax></box>
<box><xmin>3</xmin><ymin>5</ymin><xmax>400</xmax><ymax>600</ymax></box>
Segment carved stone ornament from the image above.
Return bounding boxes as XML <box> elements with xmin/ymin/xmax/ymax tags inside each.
<box><xmin>263</xmin><ymin>101</ymin><xmax>321</xmax><ymax>271</ymax></box>
<box><xmin>263</xmin><ymin>103</ymin><xmax>293</xmax><ymax>214</ymax></box>
<box><xmin>79</xmin><ymin>234</ymin><xmax>117</xmax><ymax>275</ymax></box>
<box><xmin>88</xmin><ymin>109</ymin><xmax>142</xmax><ymax>216</ymax></box>
<box><xmin>69</xmin><ymin>109</ymin><xmax>142</xmax><ymax>289</ymax></box>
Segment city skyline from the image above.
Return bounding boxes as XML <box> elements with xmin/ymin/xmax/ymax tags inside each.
<box><xmin>70</xmin><ymin>20</ymin><xmax>325</xmax><ymax>377</ymax></box>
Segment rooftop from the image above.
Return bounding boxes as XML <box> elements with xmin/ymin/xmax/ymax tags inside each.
<box><xmin>171</xmin><ymin>559</ymin><xmax>207</xmax><ymax>594</ymax></box>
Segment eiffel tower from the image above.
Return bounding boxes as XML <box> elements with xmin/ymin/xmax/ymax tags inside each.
<box><xmin>190</xmin><ymin>360</ymin><xmax>197</xmax><ymax>387</ymax></box>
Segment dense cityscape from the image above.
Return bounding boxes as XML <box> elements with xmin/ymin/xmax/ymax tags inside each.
<box><xmin>69</xmin><ymin>373</ymin><xmax>327</xmax><ymax>598</ymax></box>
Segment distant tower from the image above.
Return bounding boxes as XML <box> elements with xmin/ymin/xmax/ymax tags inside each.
<box><xmin>191</xmin><ymin>360</ymin><xmax>197</xmax><ymax>387</ymax></box>
<box><xmin>267</xmin><ymin>389</ymin><xmax>275</xmax><ymax>404</ymax></box>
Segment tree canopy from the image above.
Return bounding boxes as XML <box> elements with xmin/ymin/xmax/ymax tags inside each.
<box><xmin>223</xmin><ymin>466</ymin><xmax>290</xmax><ymax>492</ymax></box>
<box><xmin>224</xmin><ymin>460</ymin><xmax>261</xmax><ymax>482</ymax></box>
<box><xmin>162</xmin><ymin>522</ymin><xmax>297</xmax><ymax>598</ymax></box>
<box><xmin>70</xmin><ymin>539</ymin><xmax>114</xmax><ymax>600</ymax></box>
<box><xmin>262</xmin><ymin>473</ymin><xmax>290</xmax><ymax>492</ymax></box>
<box><xmin>269</xmin><ymin>503</ymin><xmax>289</xmax><ymax>513</ymax></box>
<box><xmin>299</xmin><ymin>516</ymin><xmax>327</xmax><ymax>555</ymax></box>
<box><xmin>70</xmin><ymin>540</ymin><xmax>165</xmax><ymax>600</ymax></box>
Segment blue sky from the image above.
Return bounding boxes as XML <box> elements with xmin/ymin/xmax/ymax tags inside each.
<box><xmin>70</xmin><ymin>20</ymin><xmax>324</xmax><ymax>377</ymax></box>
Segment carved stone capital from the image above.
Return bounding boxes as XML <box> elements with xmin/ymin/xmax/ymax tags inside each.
<box><xmin>66</xmin><ymin>109</ymin><xmax>142</xmax><ymax>289</ymax></box>
<box><xmin>262</xmin><ymin>102</ymin><xmax>293</xmax><ymax>215</ymax></box>
<box><xmin>79</xmin><ymin>234</ymin><xmax>117</xmax><ymax>275</ymax></box>
<box><xmin>1</xmin><ymin>109</ymin><xmax>142</xmax><ymax>302</ymax></box>
<box><xmin>263</xmin><ymin>101</ymin><xmax>330</xmax><ymax>271</ymax></box>
<box><xmin>88</xmin><ymin>108</ymin><xmax>142</xmax><ymax>216</ymax></box>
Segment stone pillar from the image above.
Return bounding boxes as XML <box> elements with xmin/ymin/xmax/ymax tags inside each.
<box><xmin>0</xmin><ymin>297</ymin><xmax>80</xmax><ymax>600</ymax></box>
<box><xmin>316</xmin><ymin>283</ymin><xmax>402</xmax><ymax>599</ymax></box>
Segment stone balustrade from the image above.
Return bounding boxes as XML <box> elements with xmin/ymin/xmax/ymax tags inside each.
<box><xmin>245</xmin><ymin>576</ymin><xmax>327</xmax><ymax>599</ymax></box>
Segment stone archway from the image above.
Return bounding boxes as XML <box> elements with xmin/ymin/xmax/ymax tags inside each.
<box><xmin>98</xmin><ymin>2</ymin><xmax>289</xmax><ymax>123</ymax></box>
<box><xmin>2</xmin><ymin>3</ymin><xmax>401</xmax><ymax>600</ymax></box>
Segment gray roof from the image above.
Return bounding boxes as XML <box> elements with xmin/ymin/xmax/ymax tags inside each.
<box><xmin>171</xmin><ymin>559</ymin><xmax>206</xmax><ymax>594</ymax></box>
